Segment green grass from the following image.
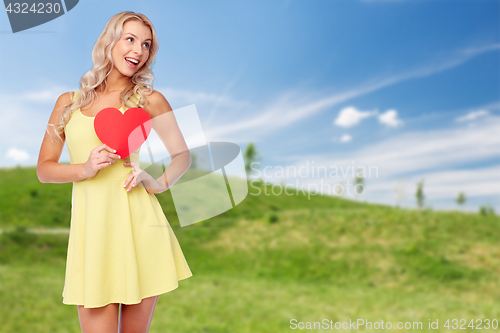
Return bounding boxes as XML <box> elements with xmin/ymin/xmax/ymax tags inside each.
<box><xmin>0</xmin><ymin>166</ymin><xmax>355</xmax><ymax>229</ymax></box>
<box><xmin>1</xmin><ymin>166</ymin><xmax>499</xmax><ymax>332</ymax></box>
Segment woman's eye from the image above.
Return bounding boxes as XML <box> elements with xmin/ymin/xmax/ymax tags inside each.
<box><xmin>143</xmin><ymin>43</ymin><xmax>150</xmax><ymax>48</ymax></box>
<box><xmin>127</xmin><ymin>37</ymin><xmax>133</xmax><ymax>42</ymax></box>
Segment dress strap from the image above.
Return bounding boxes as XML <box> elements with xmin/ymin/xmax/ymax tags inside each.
<box><xmin>131</xmin><ymin>92</ymin><xmax>141</xmax><ymax>107</ymax></box>
<box><xmin>72</xmin><ymin>90</ymin><xmax>79</xmax><ymax>102</ymax></box>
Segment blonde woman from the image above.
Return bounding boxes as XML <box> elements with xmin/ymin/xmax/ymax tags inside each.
<box><xmin>36</xmin><ymin>11</ymin><xmax>193</xmax><ymax>333</ymax></box>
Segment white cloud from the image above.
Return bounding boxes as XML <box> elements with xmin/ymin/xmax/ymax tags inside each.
<box><xmin>270</xmin><ymin>116</ymin><xmax>500</xmax><ymax>210</ymax></box>
<box><xmin>204</xmin><ymin>41</ymin><xmax>500</xmax><ymax>143</ymax></box>
<box><xmin>330</xmin><ymin>116</ymin><xmax>500</xmax><ymax>177</ymax></box>
<box><xmin>455</xmin><ymin>110</ymin><xmax>489</xmax><ymax>122</ymax></box>
<box><xmin>340</xmin><ymin>134</ymin><xmax>352</xmax><ymax>142</ymax></box>
<box><xmin>331</xmin><ymin>128</ymin><xmax>493</xmax><ymax>179</ymax></box>
<box><xmin>378</xmin><ymin>109</ymin><xmax>403</xmax><ymax>127</ymax></box>
<box><xmin>334</xmin><ymin>106</ymin><xmax>376</xmax><ymax>127</ymax></box>
<box><xmin>159</xmin><ymin>87</ymin><xmax>249</xmax><ymax>111</ymax></box>
<box><xmin>9</xmin><ymin>86</ymin><xmax>72</xmax><ymax>103</ymax></box>
<box><xmin>6</xmin><ymin>148</ymin><xmax>30</xmax><ymax>162</ymax></box>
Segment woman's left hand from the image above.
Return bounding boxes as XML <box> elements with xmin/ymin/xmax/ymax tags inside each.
<box><xmin>123</xmin><ymin>161</ymin><xmax>167</xmax><ymax>194</ymax></box>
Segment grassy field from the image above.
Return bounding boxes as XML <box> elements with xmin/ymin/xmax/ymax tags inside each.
<box><xmin>0</xmin><ymin>166</ymin><xmax>499</xmax><ymax>332</ymax></box>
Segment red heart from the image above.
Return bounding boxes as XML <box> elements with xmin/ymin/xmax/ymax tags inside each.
<box><xmin>94</xmin><ymin>107</ymin><xmax>152</xmax><ymax>159</ymax></box>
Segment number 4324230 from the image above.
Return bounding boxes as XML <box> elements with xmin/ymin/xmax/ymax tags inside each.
<box><xmin>5</xmin><ymin>2</ymin><xmax>62</xmax><ymax>14</ymax></box>
<box><xmin>444</xmin><ymin>319</ymin><xmax>498</xmax><ymax>330</ymax></box>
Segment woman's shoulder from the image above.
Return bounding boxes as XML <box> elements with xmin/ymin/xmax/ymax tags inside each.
<box><xmin>54</xmin><ymin>91</ymin><xmax>75</xmax><ymax>109</ymax></box>
<box><xmin>144</xmin><ymin>89</ymin><xmax>173</xmax><ymax>118</ymax></box>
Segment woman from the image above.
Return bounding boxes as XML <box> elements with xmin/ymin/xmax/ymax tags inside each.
<box><xmin>36</xmin><ymin>11</ymin><xmax>193</xmax><ymax>333</ymax></box>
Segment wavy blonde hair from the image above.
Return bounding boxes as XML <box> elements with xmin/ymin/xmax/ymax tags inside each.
<box><xmin>49</xmin><ymin>11</ymin><xmax>159</xmax><ymax>142</ymax></box>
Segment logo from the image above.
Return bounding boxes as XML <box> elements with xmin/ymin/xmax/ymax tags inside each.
<box><xmin>3</xmin><ymin>0</ymin><xmax>79</xmax><ymax>33</ymax></box>
<box><xmin>137</xmin><ymin>104</ymin><xmax>249</xmax><ymax>227</ymax></box>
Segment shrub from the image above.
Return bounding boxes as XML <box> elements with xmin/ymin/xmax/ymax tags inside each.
<box><xmin>267</xmin><ymin>213</ymin><xmax>279</xmax><ymax>223</ymax></box>
<box><xmin>479</xmin><ymin>205</ymin><xmax>495</xmax><ymax>216</ymax></box>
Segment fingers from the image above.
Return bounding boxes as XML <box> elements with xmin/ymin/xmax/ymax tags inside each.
<box><xmin>124</xmin><ymin>161</ymin><xmax>139</xmax><ymax>170</ymax></box>
<box><xmin>109</xmin><ymin>153</ymin><xmax>122</xmax><ymax>160</ymax></box>
<box><xmin>131</xmin><ymin>162</ymin><xmax>141</xmax><ymax>172</ymax></box>
<box><xmin>93</xmin><ymin>145</ymin><xmax>121</xmax><ymax>169</ymax></box>
<box><xmin>127</xmin><ymin>181</ymin><xmax>136</xmax><ymax>192</ymax></box>
<box><xmin>86</xmin><ymin>145</ymin><xmax>122</xmax><ymax>178</ymax></box>
<box><xmin>87</xmin><ymin>155</ymin><xmax>118</xmax><ymax>179</ymax></box>
<box><xmin>123</xmin><ymin>163</ymin><xmax>139</xmax><ymax>191</ymax></box>
<box><xmin>127</xmin><ymin>177</ymin><xmax>137</xmax><ymax>192</ymax></box>
<box><xmin>94</xmin><ymin>144</ymin><xmax>116</xmax><ymax>155</ymax></box>
<box><xmin>123</xmin><ymin>161</ymin><xmax>140</xmax><ymax>171</ymax></box>
<box><xmin>96</xmin><ymin>149</ymin><xmax>121</xmax><ymax>161</ymax></box>
<box><xmin>122</xmin><ymin>161</ymin><xmax>145</xmax><ymax>192</ymax></box>
<box><xmin>123</xmin><ymin>173</ymin><xmax>136</xmax><ymax>192</ymax></box>
<box><xmin>97</xmin><ymin>161</ymin><xmax>112</xmax><ymax>170</ymax></box>
<box><xmin>96</xmin><ymin>154</ymin><xmax>116</xmax><ymax>165</ymax></box>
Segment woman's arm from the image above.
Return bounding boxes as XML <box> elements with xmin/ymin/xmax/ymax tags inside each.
<box><xmin>36</xmin><ymin>92</ymin><xmax>119</xmax><ymax>183</ymax></box>
<box><xmin>123</xmin><ymin>90</ymin><xmax>191</xmax><ymax>193</ymax></box>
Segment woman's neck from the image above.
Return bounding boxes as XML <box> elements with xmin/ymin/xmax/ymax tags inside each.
<box><xmin>97</xmin><ymin>84</ymin><xmax>127</xmax><ymax>95</ymax></box>
<box><xmin>99</xmin><ymin>68</ymin><xmax>131</xmax><ymax>94</ymax></box>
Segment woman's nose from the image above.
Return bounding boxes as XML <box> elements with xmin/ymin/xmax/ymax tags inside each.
<box><xmin>133</xmin><ymin>43</ymin><xmax>143</xmax><ymax>56</ymax></box>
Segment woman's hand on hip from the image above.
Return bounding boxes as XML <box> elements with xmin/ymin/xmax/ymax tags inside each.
<box><xmin>123</xmin><ymin>161</ymin><xmax>167</xmax><ymax>194</ymax></box>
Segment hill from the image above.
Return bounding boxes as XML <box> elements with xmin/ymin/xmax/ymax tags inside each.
<box><xmin>0</xmin><ymin>166</ymin><xmax>499</xmax><ymax>332</ymax></box>
<box><xmin>0</xmin><ymin>166</ymin><xmax>363</xmax><ymax>229</ymax></box>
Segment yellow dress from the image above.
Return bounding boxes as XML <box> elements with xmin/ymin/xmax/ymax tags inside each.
<box><xmin>62</xmin><ymin>90</ymin><xmax>193</xmax><ymax>308</ymax></box>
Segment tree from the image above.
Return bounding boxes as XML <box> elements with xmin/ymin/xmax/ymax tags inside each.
<box><xmin>354</xmin><ymin>167</ymin><xmax>365</xmax><ymax>199</ymax></box>
<box><xmin>243</xmin><ymin>142</ymin><xmax>261</xmax><ymax>176</ymax></box>
<box><xmin>479</xmin><ymin>204</ymin><xmax>495</xmax><ymax>216</ymax></box>
<box><xmin>455</xmin><ymin>191</ymin><xmax>466</xmax><ymax>207</ymax></box>
<box><xmin>415</xmin><ymin>179</ymin><xmax>425</xmax><ymax>209</ymax></box>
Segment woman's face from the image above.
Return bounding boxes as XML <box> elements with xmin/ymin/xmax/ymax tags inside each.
<box><xmin>110</xmin><ymin>20</ymin><xmax>152</xmax><ymax>77</ymax></box>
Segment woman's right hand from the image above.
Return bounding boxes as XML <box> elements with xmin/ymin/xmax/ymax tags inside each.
<box><xmin>82</xmin><ymin>144</ymin><xmax>122</xmax><ymax>179</ymax></box>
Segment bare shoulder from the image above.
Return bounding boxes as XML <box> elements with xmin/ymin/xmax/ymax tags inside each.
<box><xmin>144</xmin><ymin>90</ymin><xmax>173</xmax><ymax>118</ymax></box>
<box><xmin>57</xmin><ymin>91</ymin><xmax>73</xmax><ymax>107</ymax></box>
<box><xmin>50</xmin><ymin>91</ymin><xmax>73</xmax><ymax>118</ymax></box>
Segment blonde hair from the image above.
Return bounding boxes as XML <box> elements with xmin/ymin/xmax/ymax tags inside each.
<box><xmin>49</xmin><ymin>11</ymin><xmax>159</xmax><ymax>142</ymax></box>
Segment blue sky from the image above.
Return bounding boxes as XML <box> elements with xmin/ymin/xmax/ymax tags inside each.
<box><xmin>0</xmin><ymin>0</ymin><xmax>499</xmax><ymax>212</ymax></box>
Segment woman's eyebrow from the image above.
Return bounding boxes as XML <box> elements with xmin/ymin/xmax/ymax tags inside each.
<box><xmin>124</xmin><ymin>32</ymin><xmax>152</xmax><ymax>42</ymax></box>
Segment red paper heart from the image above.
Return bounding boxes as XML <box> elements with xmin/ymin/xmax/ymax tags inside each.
<box><xmin>94</xmin><ymin>107</ymin><xmax>152</xmax><ymax>159</ymax></box>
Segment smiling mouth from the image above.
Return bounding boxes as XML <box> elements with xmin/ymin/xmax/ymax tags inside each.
<box><xmin>125</xmin><ymin>57</ymin><xmax>139</xmax><ymax>67</ymax></box>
